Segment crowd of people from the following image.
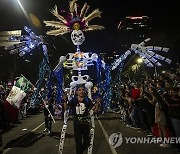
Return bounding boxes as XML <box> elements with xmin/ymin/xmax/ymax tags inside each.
<box><xmin>0</xmin><ymin>66</ymin><xmax>180</xmax><ymax>152</ymax></box>
<box><xmin>0</xmin><ymin>84</ymin><xmax>38</xmax><ymax>128</ymax></box>
<box><xmin>114</xmin><ymin>67</ymin><xmax>180</xmax><ymax>149</ymax></box>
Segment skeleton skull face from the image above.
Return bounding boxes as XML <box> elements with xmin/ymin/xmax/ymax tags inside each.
<box><xmin>71</xmin><ymin>30</ymin><xmax>85</xmax><ymax>46</ymax></box>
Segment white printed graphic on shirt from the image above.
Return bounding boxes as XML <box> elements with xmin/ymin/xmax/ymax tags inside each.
<box><xmin>76</xmin><ymin>103</ymin><xmax>86</xmax><ymax>115</ymax></box>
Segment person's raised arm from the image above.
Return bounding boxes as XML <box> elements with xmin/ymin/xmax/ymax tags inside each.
<box><xmin>92</xmin><ymin>97</ymin><xmax>101</xmax><ymax>113</ymax></box>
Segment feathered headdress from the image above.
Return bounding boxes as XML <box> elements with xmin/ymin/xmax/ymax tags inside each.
<box><xmin>43</xmin><ymin>0</ymin><xmax>105</xmax><ymax>36</ymax></box>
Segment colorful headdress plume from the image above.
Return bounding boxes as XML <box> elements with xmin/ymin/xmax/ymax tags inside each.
<box><xmin>43</xmin><ymin>0</ymin><xmax>105</xmax><ymax>36</ymax></box>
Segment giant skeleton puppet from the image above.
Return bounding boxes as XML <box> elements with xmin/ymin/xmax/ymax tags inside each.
<box><xmin>43</xmin><ymin>1</ymin><xmax>105</xmax><ymax>154</ymax></box>
<box><xmin>44</xmin><ymin>0</ymin><xmax>105</xmax><ymax>100</ymax></box>
<box><xmin>4</xmin><ymin>1</ymin><xmax>105</xmax><ymax>153</ymax></box>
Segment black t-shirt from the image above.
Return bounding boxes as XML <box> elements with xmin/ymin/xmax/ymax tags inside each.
<box><xmin>69</xmin><ymin>96</ymin><xmax>93</xmax><ymax>123</ymax></box>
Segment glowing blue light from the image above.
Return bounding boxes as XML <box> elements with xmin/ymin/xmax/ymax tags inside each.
<box><xmin>111</xmin><ymin>50</ymin><xmax>131</xmax><ymax>70</ymax></box>
<box><xmin>5</xmin><ymin>26</ymin><xmax>43</xmax><ymax>57</ymax></box>
<box><xmin>29</xmin><ymin>42</ymin><xmax>35</xmax><ymax>49</ymax></box>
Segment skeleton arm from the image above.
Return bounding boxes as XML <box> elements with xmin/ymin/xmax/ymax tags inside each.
<box><xmin>111</xmin><ymin>50</ymin><xmax>131</xmax><ymax>70</ymax></box>
<box><xmin>53</xmin><ymin>56</ymin><xmax>67</xmax><ymax>72</ymax></box>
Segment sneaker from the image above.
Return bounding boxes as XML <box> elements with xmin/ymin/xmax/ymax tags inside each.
<box><xmin>160</xmin><ymin>143</ymin><xmax>169</xmax><ymax>148</ymax></box>
<box><xmin>43</xmin><ymin>128</ymin><xmax>47</xmax><ymax>132</ymax></box>
<box><xmin>126</xmin><ymin>124</ymin><xmax>130</xmax><ymax>128</ymax></box>
<box><xmin>154</xmin><ymin>139</ymin><xmax>163</xmax><ymax>144</ymax></box>
<box><xmin>47</xmin><ymin>130</ymin><xmax>52</xmax><ymax>135</ymax></box>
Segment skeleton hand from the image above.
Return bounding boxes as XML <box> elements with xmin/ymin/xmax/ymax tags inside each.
<box><xmin>131</xmin><ymin>38</ymin><xmax>172</xmax><ymax>67</ymax></box>
<box><xmin>4</xmin><ymin>26</ymin><xmax>43</xmax><ymax>57</ymax></box>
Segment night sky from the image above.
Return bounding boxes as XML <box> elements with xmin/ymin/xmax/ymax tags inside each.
<box><xmin>0</xmin><ymin>0</ymin><xmax>179</xmax><ymax>81</ymax></box>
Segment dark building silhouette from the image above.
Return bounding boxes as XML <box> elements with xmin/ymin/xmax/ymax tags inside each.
<box><xmin>117</xmin><ymin>16</ymin><xmax>151</xmax><ymax>51</ymax></box>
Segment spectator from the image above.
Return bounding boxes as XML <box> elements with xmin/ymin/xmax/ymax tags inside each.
<box><xmin>131</xmin><ymin>83</ymin><xmax>142</xmax><ymax>128</ymax></box>
<box><xmin>143</xmin><ymin>86</ymin><xmax>156</xmax><ymax>134</ymax></box>
<box><xmin>155</xmin><ymin>95</ymin><xmax>169</xmax><ymax>147</ymax></box>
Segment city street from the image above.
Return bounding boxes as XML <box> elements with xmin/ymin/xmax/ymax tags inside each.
<box><xmin>0</xmin><ymin>1</ymin><xmax>179</xmax><ymax>154</ymax></box>
<box><xmin>1</xmin><ymin>112</ymin><xmax>179</xmax><ymax>154</ymax></box>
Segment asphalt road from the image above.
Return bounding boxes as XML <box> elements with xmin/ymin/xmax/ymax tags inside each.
<box><xmin>0</xmin><ymin>112</ymin><xmax>180</xmax><ymax>154</ymax></box>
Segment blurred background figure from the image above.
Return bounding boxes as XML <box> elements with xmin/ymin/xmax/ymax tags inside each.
<box><xmin>43</xmin><ymin>97</ymin><xmax>55</xmax><ymax>135</ymax></box>
<box><xmin>92</xmin><ymin>85</ymin><xmax>103</xmax><ymax>115</ymax></box>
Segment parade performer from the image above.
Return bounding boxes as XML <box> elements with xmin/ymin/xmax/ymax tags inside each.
<box><xmin>63</xmin><ymin>85</ymin><xmax>98</xmax><ymax>154</ymax></box>
<box><xmin>43</xmin><ymin>97</ymin><xmax>55</xmax><ymax>135</ymax></box>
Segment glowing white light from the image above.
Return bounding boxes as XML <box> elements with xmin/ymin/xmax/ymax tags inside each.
<box><xmin>137</xmin><ymin>58</ymin><xmax>143</xmax><ymax>63</ymax></box>
<box><xmin>29</xmin><ymin>43</ymin><xmax>35</xmax><ymax>49</ymax></box>
<box><xmin>17</xmin><ymin>0</ymin><xmax>29</xmax><ymax>21</ymax></box>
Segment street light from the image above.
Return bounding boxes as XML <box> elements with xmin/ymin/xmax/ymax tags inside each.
<box><xmin>137</xmin><ymin>58</ymin><xmax>143</xmax><ymax>64</ymax></box>
<box><xmin>16</xmin><ymin>0</ymin><xmax>29</xmax><ymax>22</ymax></box>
